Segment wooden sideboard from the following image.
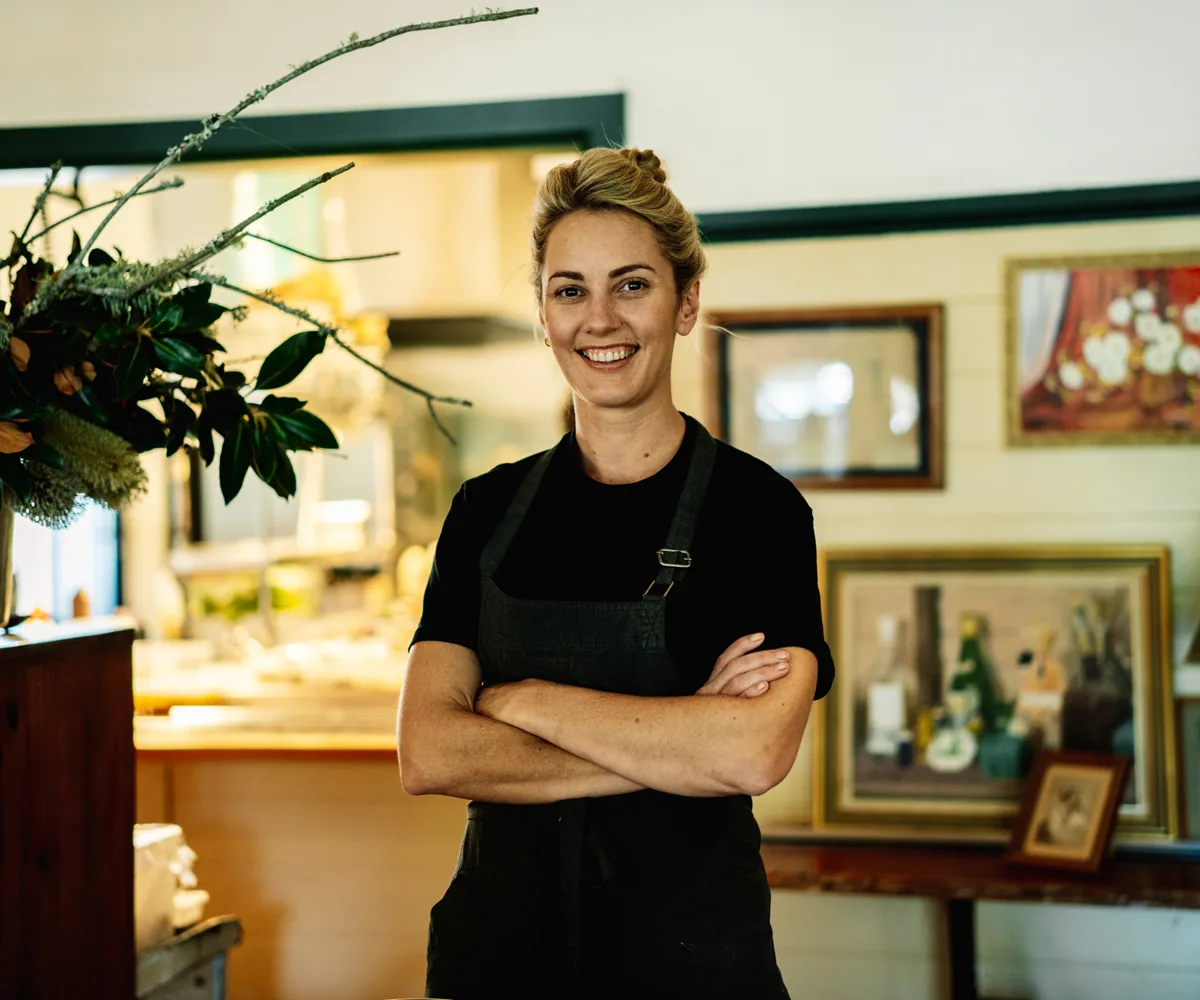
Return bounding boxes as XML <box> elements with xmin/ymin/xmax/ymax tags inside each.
<box><xmin>0</xmin><ymin>625</ymin><xmax>136</xmax><ymax>999</ymax></box>
<box><xmin>762</xmin><ymin>840</ymin><xmax>1200</xmax><ymax>1000</ymax></box>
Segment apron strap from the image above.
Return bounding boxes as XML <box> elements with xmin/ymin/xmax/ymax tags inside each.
<box><xmin>643</xmin><ymin>422</ymin><xmax>717</xmax><ymax>599</ymax></box>
<box><xmin>478</xmin><ymin>438</ymin><xmax>563</xmax><ymax>578</ymax></box>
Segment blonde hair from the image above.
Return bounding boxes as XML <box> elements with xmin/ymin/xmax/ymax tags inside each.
<box><xmin>531</xmin><ymin>147</ymin><xmax>707</xmax><ymax>297</ymax></box>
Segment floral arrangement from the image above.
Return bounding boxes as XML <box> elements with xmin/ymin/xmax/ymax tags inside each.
<box><xmin>0</xmin><ymin>8</ymin><xmax>535</xmax><ymax>528</ymax></box>
<box><xmin>1053</xmin><ymin>287</ymin><xmax>1200</xmax><ymax>402</ymax></box>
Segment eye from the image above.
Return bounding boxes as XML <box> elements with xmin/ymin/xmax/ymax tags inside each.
<box><xmin>621</xmin><ymin>278</ymin><xmax>649</xmax><ymax>292</ymax></box>
<box><xmin>554</xmin><ymin>285</ymin><xmax>584</xmax><ymax>299</ymax></box>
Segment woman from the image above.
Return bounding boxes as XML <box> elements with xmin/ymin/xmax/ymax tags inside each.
<box><xmin>399</xmin><ymin>147</ymin><xmax>835</xmax><ymax>1000</ymax></box>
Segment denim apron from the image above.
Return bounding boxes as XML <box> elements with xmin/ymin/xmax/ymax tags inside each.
<box><xmin>425</xmin><ymin>424</ymin><xmax>789</xmax><ymax>1000</ymax></box>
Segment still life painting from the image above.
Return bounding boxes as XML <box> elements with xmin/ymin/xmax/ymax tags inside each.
<box><xmin>813</xmin><ymin>547</ymin><xmax>1176</xmax><ymax>840</ymax></box>
<box><xmin>1006</xmin><ymin>251</ymin><xmax>1200</xmax><ymax>444</ymax></box>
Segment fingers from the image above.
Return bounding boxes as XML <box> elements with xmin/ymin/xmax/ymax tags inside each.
<box><xmin>720</xmin><ymin>661</ymin><xmax>791</xmax><ymax>697</ymax></box>
<box><xmin>710</xmin><ymin>632</ymin><xmax>765</xmax><ymax>676</ymax></box>
<box><xmin>703</xmin><ymin>648</ymin><xmax>790</xmax><ymax>694</ymax></box>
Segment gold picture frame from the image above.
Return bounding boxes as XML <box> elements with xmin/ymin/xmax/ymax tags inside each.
<box><xmin>1005</xmin><ymin>249</ymin><xmax>1200</xmax><ymax>446</ymax></box>
<box><xmin>813</xmin><ymin>546</ymin><xmax>1177</xmax><ymax>842</ymax></box>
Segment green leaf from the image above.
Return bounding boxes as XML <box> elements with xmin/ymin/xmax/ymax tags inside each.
<box><xmin>271</xmin><ymin>447</ymin><xmax>296</xmax><ymax>499</ymax></box>
<box><xmin>190</xmin><ymin>334</ymin><xmax>225</xmax><ymax>356</ymax></box>
<box><xmin>92</xmin><ymin>321</ymin><xmax>127</xmax><ymax>348</ymax></box>
<box><xmin>274</xmin><ymin>410</ymin><xmax>338</xmax><ymax>451</ymax></box>
<box><xmin>251</xmin><ymin>425</ymin><xmax>278</xmax><ymax>485</ymax></box>
<box><xmin>255</xmin><ymin>329</ymin><xmax>325</xmax><ymax>391</ymax></box>
<box><xmin>166</xmin><ymin>404</ymin><xmax>197</xmax><ymax>457</ymax></box>
<box><xmin>126</xmin><ymin>404</ymin><xmax>167</xmax><ymax>452</ymax></box>
<box><xmin>201</xmin><ymin>388</ymin><xmax>248</xmax><ymax>434</ymax></box>
<box><xmin>218</xmin><ymin>420</ymin><xmax>252</xmax><ymax>503</ymax></box>
<box><xmin>216</xmin><ymin>366</ymin><xmax>246</xmax><ymax>390</ymax></box>
<box><xmin>0</xmin><ymin>456</ymin><xmax>33</xmax><ymax>504</ymax></box>
<box><xmin>154</xmin><ymin>337</ymin><xmax>205</xmax><ymax>378</ymax></box>
<box><xmin>87</xmin><ymin>248</ymin><xmax>115</xmax><ymax>267</ymax></box>
<box><xmin>196</xmin><ymin>303</ymin><xmax>229</xmax><ymax>328</ymax></box>
<box><xmin>151</xmin><ymin>303</ymin><xmax>184</xmax><ymax>334</ymax></box>
<box><xmin>0</xmin><ymin>403</ymin><xmax>52</xmax><ymax>423</ymax></box>
<box><xmin>259</xmin><ymin>394</ymin><xmax>305</xmax><ymax>415</ymax></box>
<box><xmin>72</xmin><ymin>384</ymin><xmax>110</xmax><ymax>425</ymax></box>
<box><xmin>194</xmin><ymin>410</ymin><xmax>215</xmax><ymax>466</ymax></box>
<box><xmin>114</xmin><ymin>340</ymin><xmax>152</xmax><ymax>399</ymax></box>
<box><xmin>24</xmin><ymin>439</ymin><xmax>65</xmax><ymax>469</ymax></box>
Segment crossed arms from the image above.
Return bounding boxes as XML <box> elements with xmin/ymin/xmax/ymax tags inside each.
<box><xmin>397</xmin><ymin>636</ymin><xmax>818</xmax><ymax>802</ymax></box>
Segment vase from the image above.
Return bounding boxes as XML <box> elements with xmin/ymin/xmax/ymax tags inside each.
<box><xmin>0</xmin><ymin>494</ymin><xmax>13</xmax><ymax>628</ymax></box>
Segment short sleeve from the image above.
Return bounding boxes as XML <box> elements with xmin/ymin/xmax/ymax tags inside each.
<box><xmin>738</xmin><ymin>482</ymin><xmax>836</xmax><ymax>700</ymax></box>
<box><xmin>410</xmin><ymin>486</ymin><xmax>483</xmax><ymax>651</ymax></box>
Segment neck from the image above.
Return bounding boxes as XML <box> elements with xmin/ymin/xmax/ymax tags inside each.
<box><xmin>573</xmin><ymin>394</ymin><xmax>686</xmax><ymax>485</ymax></box>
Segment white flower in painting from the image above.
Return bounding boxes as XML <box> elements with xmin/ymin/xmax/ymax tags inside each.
<box><xmin>1131</xmin><ymin>288</ymin><xmax>1157</xmax><ymax>312</ymax></box>
<box><xmin>1156</xmin><ymin>321</ymin><xmax>1183</xmax><ymax>354</ymax></box>
<box><xmin>1082</xmin><ymin>331</ymin><xmax>1132</xmax><ymax>385</ymax></box>
<box><xmin>1184</xmin><ymin>301</ymin><xmax>1200</xmax><ymax>334</ymax></box>
<box><xmin>1135</xmin><ymin>313</ymin><xmax>1161</xmax><ymax>340</ymax></box>
<box><xmin>1058</xmin><ymin>360</ymin><xmax>1085</xmax><ymax>390</ymax></box>
<box><xmin>1107</xmin><ymin>297</ymin><xmax>1133</xmax><ymax>326</ymax></box>
<box><xmin>1178</xmin><ymin>343</ymin><xmax>1200</xmax><ymax>376</ymax></box>
<box><xmin>1097</xmin><ymin>355</ymin><xmax>1129</xmax><ymax>385</ymax></box>
<box><xmin>1143</xmin><ymin>341</ymin><xmax>1178</xmax><ymax>375</ymax></box>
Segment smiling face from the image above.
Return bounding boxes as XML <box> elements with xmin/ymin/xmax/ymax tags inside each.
<box><xmin>539</xmin><ymin>209</ymin><xmax>699</xmax><ymax>415</ymax></box>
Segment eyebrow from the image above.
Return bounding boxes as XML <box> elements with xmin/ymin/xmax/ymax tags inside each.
<box><xmin>548</xmin><ymin>262</ymin><xmax>657</xmax><ymax>282</ymax></box>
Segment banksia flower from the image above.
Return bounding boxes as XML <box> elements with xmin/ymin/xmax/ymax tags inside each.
<box><xmin>13</xmin><ymin>462</ymin><xmax>87</xmax><ymax>528</ymax></box>
<box><xmin>40</xmin><ymin>410</ymin><xmax>147</xmax><ymax>510</ymax></box>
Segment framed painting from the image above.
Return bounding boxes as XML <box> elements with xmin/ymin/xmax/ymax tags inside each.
<box><xmin>1178</xmin><ymin>697</ymin><xmax>1200</xmax><ymax>839</ymax></box>
<box><xmin>813</xmin><ymin>546</ymin><xmax>1177</xmax><ymax>842</ymax></box>
<box><xmin>1006</xmin><ymin>250</ymin><xmax>1200</xmax><ymax>445</ymax></box>
<box><xmin>706</xmin><ymin>305</ymin><xmax>943</xmax><ymax>489</ymax></box>
<box><xmin>1004</xmin><ymin>750</ymin><xmax>1129</xmax><ymax>872</ymax></box>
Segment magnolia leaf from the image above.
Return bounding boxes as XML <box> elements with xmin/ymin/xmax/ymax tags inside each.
<box><xmin>255</xmin><ymin>329</ymin><xmax>325</xmax><ymax>391</ymax></box>
<box><xmin>190</xmin><ymin>334</ymin><xmax>226</xmax><ymax>356</ymax></box>
<box><xmin>24</xmin><ymin>439</ymin><xmax>65</xmax><ymax>469</ymax></box>
<box><xmin>127</xmin><ymin>404</ymin><xmax>167</xmax><ymax>452</ymax></box>
<box><xmin>194</xmin><ymin>409</ymin><xmax>215</xmax><ymax>466</ymax></box>
<box><xmin>259</xmin><ymin>394</ymin><xmax>306</xmax><ymax>415</ymax></box>
<box><xmin>0</xmin><ymin>421</ymin><xmax>34</xmax><ymax>454</ymax></box>
<box><xmin>201</xmin><ymin>387</ymin><xmax>249</xmax><ymax>433</ymax></box>
<box><xmin>274</xmin><ymin>410</ymin><xmax>338</xmax><ymax>450</ymax></box>
<box><xmin>166</xmin><ymin>404</ymin><xmax>197</xmax><ymax>457</ymax></box>
<box><xmin>271</xmin><ymin>446</ymin><xmax>297</xmax><ymax>499</ymax></box>
<box><xmin>218</xmin><ymin>420</ymin><xmax>252</xmax><ymax>503</ymax></box>
<box><xmin>67</xmin><ymin>230</ymin><xmax>83</xmax><ymax>266</ymax></box>
<box><xmin>251</xmin><ymin>425</ymin><xmax>278</xmax><ymax>484</ymax></box>
<box><xmin>92</xmin><ymin>321</ymin><xmax>126</xmax><ymax>348</ymax></box>
<box><xmin>154</xmin><ymin>337</ymin><xmax>205</xmax><ymax>378</ymax></box>
<box><xmin>87</xmin><ymin>248</ymin><xmax>115</xmax><ymax>267</ymax></box>
<box><xmin>0</xmin><ymin>456</ymin><xmax>33</xmax><ymax>504</ymax></box>
<box><xmin>151</xmin><ymin>304</ymin><xmax>184</xmax><ymax>334</ymax></box>
<box><xmin>114</xmin><ymin>340</ymin><xmax>152</xmax><ymax>399</ymax></box>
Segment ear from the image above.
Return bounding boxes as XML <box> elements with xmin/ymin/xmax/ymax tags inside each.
<box><xmin>675</xmin><ymin>280</ymin><xmax>701</xmax><ymax>337</ymax></box>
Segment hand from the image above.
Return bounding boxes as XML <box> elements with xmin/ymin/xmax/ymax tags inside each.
<box><xmin>474</xmin><ymin>680</ymin><xmax>528</xmax><ymax>723</ymax></box>
<box><xmin>696</xmin><ymin>633</ymin><xmax>790</xmax><ymax>698</ymax></box>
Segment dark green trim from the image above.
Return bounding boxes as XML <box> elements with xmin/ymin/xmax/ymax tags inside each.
<box><xmin>697</xmin><ymin>179</ymin><xmax>1200</xmax><ymax>243</ymax></box>
<box><xmin>0</xmin><ymin>94</ymin><xmax>624</xmax><ymax>169</ymax></box>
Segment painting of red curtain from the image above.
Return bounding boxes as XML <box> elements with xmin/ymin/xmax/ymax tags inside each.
<box><xmin>1006</xmin><ymin>251</ymin><xmax>1200</xmax><ymax>444</ymax></box>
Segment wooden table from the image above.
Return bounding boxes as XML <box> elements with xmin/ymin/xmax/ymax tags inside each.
<box><xmin>762</xmin><ymin>840</ymin><xmax>1200</xmax><ymax>1000</ymax></box>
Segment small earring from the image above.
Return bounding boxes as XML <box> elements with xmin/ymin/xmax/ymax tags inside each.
<box><xmin>544</xmin><ymin>337</ymin><xmax>551</xmax><ymax>347</ymax></box>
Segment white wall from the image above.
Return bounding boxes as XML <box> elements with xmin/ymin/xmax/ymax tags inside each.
<box><xmin>12</xmin><ymin>0</ymin><xmax>1200</xmax><ymax>211</ymax></box>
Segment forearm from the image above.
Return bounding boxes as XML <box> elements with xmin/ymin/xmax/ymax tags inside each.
<box><xmin>482</xmin><ymin>650</ymin><xmax>817</xmax><ymax>797</ymax></box>
<box><xmin>399</xmin><ymin>702</ymin><xmax>643</xmax><ymax>804</ymax></box>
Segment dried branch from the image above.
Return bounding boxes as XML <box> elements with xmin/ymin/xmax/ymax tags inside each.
<box><xmin>188</xmin><ymin>271</ymin><xmax>473</xmax><ymax>427</ymax></box>
<box><xmin>59</xmin><ymin>7</ymin><xmax>538</xmax><ymax>288</ymax></box>
<box><xmin>125</xmin><ymin>163</ymin><xmax>355</xmax><ymax>298</ymax></box>
<box><xmin>25</xmin><ymin>178</ymin><xmax>185</xmax><ymax>244</ymax></box>
<box><xmin>244</xmin><ymin>231</ymin><xmax>399</xmax><ymax>264</ymax></box>
<box><xmin>16</xmin><ymin>162</ymin><xmax>62</xmax><ymax>247</ymax></box>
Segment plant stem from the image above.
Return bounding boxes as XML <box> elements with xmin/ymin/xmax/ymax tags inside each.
<box><xmin>25</xmin><ymin>179</ymin><xmax>185</xmax><ymax>244</ymax></box>
<box><xmin>244</xmin><ymin>232</ymin><xmax>399</xmax><ymax>264</ymax></box>
<box><xmin>59</xmin><ymin>7</ymin><xmax>538</xmax><ymax>291</ymax></box>
<box><xmin>16</xmin><ymin>162</ymin><xmax>62</xmax><ymax>247</ymax></box>
<box><xmin>126</xmin><ymin>163</ymin><xmax>355</xmax><ymax>297</ymax></box>
<box><xmin>188</xmin><ymin>271</ymin><xmax>473</xmax><ymax>425</ymax></box>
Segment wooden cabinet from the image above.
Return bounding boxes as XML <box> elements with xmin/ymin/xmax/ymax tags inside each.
<box><xmin>1</xmin><ymin>626</ymin><xmax>136</xmax><ymax>999</ymax></box>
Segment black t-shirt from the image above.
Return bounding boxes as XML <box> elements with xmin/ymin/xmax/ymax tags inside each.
<box><xmin>413</xmin><ymin>415</ymin><xmax>835</xmax><ymax>699</ymax></box>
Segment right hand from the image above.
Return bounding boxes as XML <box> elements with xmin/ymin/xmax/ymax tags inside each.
<box><xmin>696</xmin><ymin>633</ymin><xmax>790</xmax><ymax>699</ymax></box>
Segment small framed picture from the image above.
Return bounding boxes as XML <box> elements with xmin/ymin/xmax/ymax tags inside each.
<box><xmin>1005</xmin><ymin>750</ymin><xmax>1130</xmax><ymax>872</ymax></box>
<box><xmin>1005</xmin><ymin>250</ymin><xmax>1200</xmax><ymax>446</ymax></box>
<box><xmin>705</xmin><ymin>305</ymin><xmax>944</xmax><ymax>489</ymax></box>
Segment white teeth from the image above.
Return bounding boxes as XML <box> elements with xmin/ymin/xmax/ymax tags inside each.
<box><xmin>582</xmin><ymin>346</ymin><xmax>635</xmax><ymax>363</ymax></box>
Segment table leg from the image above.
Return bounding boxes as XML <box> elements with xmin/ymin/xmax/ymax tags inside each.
<box><xmin>944</xmin><ymin>897</ymin><xmax>978</xmax><ymax>1000</ymax></box>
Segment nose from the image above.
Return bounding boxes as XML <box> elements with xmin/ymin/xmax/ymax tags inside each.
<box><xmin>581</xmin><ymin>291</ymin><xmax>621</xmax><ymax>337</ymax></box>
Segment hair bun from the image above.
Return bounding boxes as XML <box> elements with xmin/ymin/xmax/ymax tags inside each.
<box><xmin>622</xmin><ymin>147</ymin><xmax>667</xmax><ymax>185</ymax></box>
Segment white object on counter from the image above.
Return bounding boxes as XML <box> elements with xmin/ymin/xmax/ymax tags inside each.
<box><xmin>173</xmin><ymin>888</ymin><xmax>211</xmax><ymax>930</ymax></box>
<box><xmin>134</xmin><ymin>824</ymin><xmax>184</xmax><ymax>953</ymax></box>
